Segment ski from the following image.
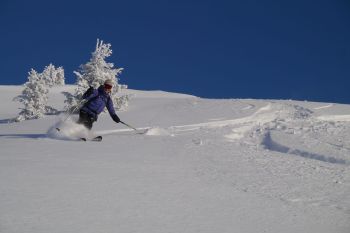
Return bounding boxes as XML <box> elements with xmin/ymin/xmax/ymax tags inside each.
<box><xmin>92</xmin><ymin>136</ymin><xmax>103</xmax><ymax>141</ymax></box>
<box><xmin>80</xmin><ymin>136</ymin><xmax>102</xmax><ymax>142</ymax></box>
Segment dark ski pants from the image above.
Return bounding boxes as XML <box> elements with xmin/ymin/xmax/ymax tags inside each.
<box><xmin>77</xmin><ymin>110</ymin><xmax>96</xmax><ymax>130</ymax></box>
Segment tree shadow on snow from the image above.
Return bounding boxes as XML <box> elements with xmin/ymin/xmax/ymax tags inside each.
<box><xmin>0</xmin><ymin>111</ymin><xmax>66</xmax><ymax>124</ymax></box>
<box><xmin>0</xmin><ymin>118</ymin><xmax>15</xmax><ymax>124</ymax></box>
<box><xmin>0</xmin><ymin>134</ymin><xmax>47</xmax><ymax>139</ymax></box>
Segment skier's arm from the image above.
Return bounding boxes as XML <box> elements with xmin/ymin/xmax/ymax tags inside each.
<box><xmin>106</xmin><ymin>98</ymin><xmax>120</xmax><ymax>123</ymax></box>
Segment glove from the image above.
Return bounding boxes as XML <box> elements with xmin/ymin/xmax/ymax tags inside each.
<box><xmin>112</xmin><ymin>114</ymin><xmax>120</xmax><ymax>123</ymax></box>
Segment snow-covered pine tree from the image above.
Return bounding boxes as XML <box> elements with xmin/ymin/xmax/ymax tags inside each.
<box><xmin>40</xmin><ymin>64</ymin><xmax>64</xmax><ymax>114</ymax></box>
<box><xmin>63</xmin><ymin>71</ymin><xmax>89</xmax><ymax>111</ymax></box>
<box><xmin>65</xmin><ymin>39</ymin><xmax>129</xmax><ymax>112</ymax></box>
<box><xmin>13</xmin><ymin>69</ymin><xmax>49</xmax><ymax>121</ymax></box>
<box><xmin>42</xmin><ymin>63</ymin><xmax>65</xmax><ymax>87</ymax></box>
<box><xmin>54</xmin><ymin>66</ymin><xmax>65</xmax><ymax>86</ymax></box>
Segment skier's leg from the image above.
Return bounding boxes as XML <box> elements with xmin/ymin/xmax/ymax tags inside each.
<box><xmin>78</xmin><ymin>110</ymin><xmax>94</xmax><ymax>130</ymax></box>
<box><xmin>77</xmin><ymin>110</ymin><xmax>87</xmax><ymax>124</ymax></box>
<box><xmin>85</xmin><ymin>117</ymin><xmax>94</xmax><ymax>130</ymax></box>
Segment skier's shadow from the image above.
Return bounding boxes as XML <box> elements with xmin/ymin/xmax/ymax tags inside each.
<box><xmin>0</xmin><ymin>134</ymin><xmax>47</xmax><ymax>139</ymax></box>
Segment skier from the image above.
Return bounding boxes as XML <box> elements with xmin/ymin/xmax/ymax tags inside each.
<box><xmin>78</xmin><ymin>79</ymin><xmax>121</xmax><ymax>130</ymax></box>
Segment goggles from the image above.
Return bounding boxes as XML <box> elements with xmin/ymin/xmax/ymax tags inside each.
<box><xmin>104</xmin><ymin>84</ymin><xmax>113</xmax><ymax>90</ymax></box>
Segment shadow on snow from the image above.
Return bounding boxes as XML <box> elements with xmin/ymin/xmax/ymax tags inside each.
<box><xmin>0</xmin><ymin>118</ymin><xmax>15</xmax><ymax>124</ymax></box>
<box><xmin>0</xmin><ymin>134</ymin><xmax>47</xmax><ymax>139</ymax></box>
<box><xmin>262</xmin><ymin>132</ymin><xmax>348</xmax><ymax>165</ymax></box>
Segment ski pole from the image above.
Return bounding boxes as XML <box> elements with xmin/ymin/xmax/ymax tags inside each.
<box><xmin>120</xmin><ymin>121</ymin><xmax>138</xmax><ymax>131</ymax></box>
<box><xmin>56</xmin><ymin>100</ymin><xmax>86</xmax><ymax>131</ymax></box>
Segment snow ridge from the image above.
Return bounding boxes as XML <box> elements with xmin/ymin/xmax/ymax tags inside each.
<box><xmin>262</xmin><ymin>132</ymin><xmax>347</xmax><ymax>164</ymax></box>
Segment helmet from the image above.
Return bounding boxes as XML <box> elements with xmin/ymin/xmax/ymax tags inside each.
<box><xmin>104</xmin><ymin>79</ymin><xmax>113</xmax><ymax>89</ymax></box>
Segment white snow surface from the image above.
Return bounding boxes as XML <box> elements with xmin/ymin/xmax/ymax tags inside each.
<box><xmin>0</xmin><ymin>85</ymin><xmax>349</xmax><ymax>233</ymax></box>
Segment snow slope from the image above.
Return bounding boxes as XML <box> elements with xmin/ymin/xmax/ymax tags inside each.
<box><xmin>0</xmin><ymin>85</ymin><xmax>349</xmax><ymax>233</ymax></box>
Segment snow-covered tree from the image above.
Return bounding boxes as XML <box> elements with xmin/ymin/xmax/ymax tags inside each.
<box><xmin>63</xmin><ymin>71</ymin><xmax>89</xmax><ymax>111</ymax></box>
<box><xmin>42</xmin><ymin>63</ymin><xmax>65</xmax><ymax>87</ymax></box>
<box><xmin>65</xmin><ymin>39</ymin><xmax>129</xmax><ymax>112</ymax></box>
<box><xmin>55</xmin><ymin>66</ymin><xmax>65</xmax><ymax>86</ymax></box>
<box><xmin>13</xmin><ymin>69</ymin><xmax>49</xmax><ymax>121</ymax></box>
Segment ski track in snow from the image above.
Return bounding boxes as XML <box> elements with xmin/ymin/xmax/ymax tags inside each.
<box><xmin>177</xmin><ymin>103</ymin><xmax>348</xmax><ymax>165</ymax></box>
<box><xmin>177</xmin><ymin>103</ymin><xmax>347</xmax><ymax>165</ymax></box>
<box><xmin>241</xmin><ymin>103</ymin><xmax>255</xmax><ymax>110</ymax></box>
<box><xmin>313</xmin><ymin>104</ymin><xmax>334</xmax><ymax>110</ymax></box>
<box><xmin>93</xmin><ymin>102</ymin><xmax>350</xmax><ymax>165</ymax></box>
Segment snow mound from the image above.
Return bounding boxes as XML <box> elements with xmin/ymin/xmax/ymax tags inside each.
<box><xmin>222</xmin><ymin>103</ymin><xmax>312</xmax><ymax>142</ymax></box>
<box><xmin>47</xmin><ymin>115</ymin><xmax>91</xmax><ymax>140</ymax></box>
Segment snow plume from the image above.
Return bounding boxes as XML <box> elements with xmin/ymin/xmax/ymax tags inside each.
<box><xmin>47</xmin><ymin>115</ymin><xmax>90</xmax><ymax>140</ymax></box>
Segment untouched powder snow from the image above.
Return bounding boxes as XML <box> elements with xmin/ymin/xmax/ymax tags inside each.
<box><xmin>0</xmin><ymin>85</ymin><xmax>349</xmax><ymax>233</ymax></box>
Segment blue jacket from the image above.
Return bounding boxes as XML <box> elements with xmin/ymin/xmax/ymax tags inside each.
<box><xmin>80</xmin><ymin>85</ymin><xmax>119</xmax><ymax>122</ymax></box>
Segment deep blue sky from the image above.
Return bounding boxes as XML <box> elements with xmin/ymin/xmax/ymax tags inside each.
<box><xmin>1</xmin><ymin>0</ymin><xmax>350</xmax><ymax>103</ymax></box>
